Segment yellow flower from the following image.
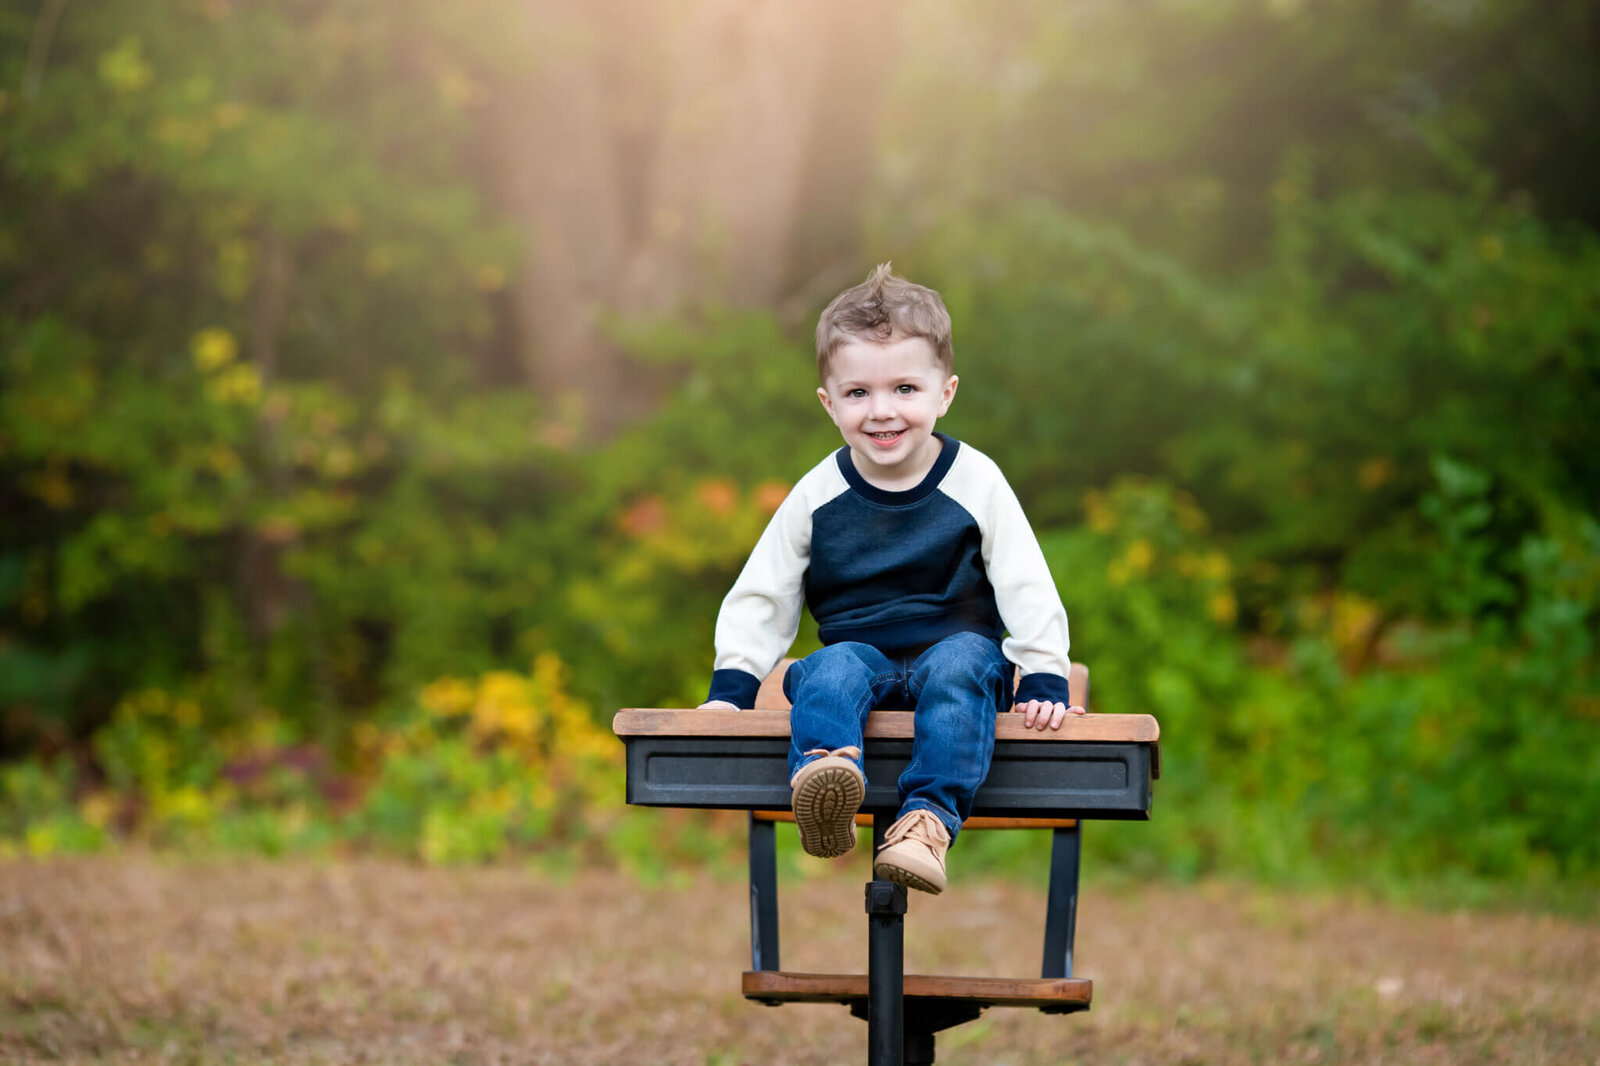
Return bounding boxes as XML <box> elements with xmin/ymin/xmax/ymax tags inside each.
<box><xmin>1202</xmin><ymin>552</ymin><xmax>1232</xmax><ymax>582</ymax></box>
<box><xmin>1208</xmin><ymin>590</ymin><xmax>1238</xmax><ymax>626</ymax></box>
<box><xmin>192</xmin><ymin>328</ymin><xmax>238</xmax><ymax>372</ymax></box>
<box><xmin>420</xmin><ymin>678</ymin><xmax>474</xmax><ymax>718</ymax></box>
<box><xmin>1123</xmin><ymin>539</ymin><xmax>1154</xmax><ymax>574</ymax></box>
<box><xmin>157</xmin><ymin>786</ymin><xmax>210</xmax><ymax>825</ymax></box>
<box><xmin>98</xmin><ymin>37</ymin><xmax>153</xmax><ymax>94</ymax></box>
<box><xmin>207</xmin><ymin>364</ymin><xmax>261</xmax><ymax>405</ymax></box>
<box><xmin>25</xmin><ymin>824</ymin><xmax>58</xmax><ymax>857</ymax></box>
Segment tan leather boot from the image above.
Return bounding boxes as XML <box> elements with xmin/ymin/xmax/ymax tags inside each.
<box><xmin>789</xmin><ymin>747</ymin><xmax>864</xmax><ymax>858</ymax></box>
<box><xmin>873</xmin><ymin>808</ymin><xmax>951</xmax><ymax>894</ymax></box>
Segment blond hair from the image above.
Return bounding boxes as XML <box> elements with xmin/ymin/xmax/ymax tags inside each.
<box><xmin>814</xmin><ymin>263</ymin><xmax>953</xmax><ymax>380</ymax></box>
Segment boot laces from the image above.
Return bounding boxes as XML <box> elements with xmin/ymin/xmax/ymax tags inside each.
<box><xmin>885</xmin><ymin>809</ymin><xmax>948</xmax><ymax>848</ymax></box>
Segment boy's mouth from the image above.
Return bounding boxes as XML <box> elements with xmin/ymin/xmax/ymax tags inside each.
<box><xmin>868</xmin><ymin>430</ymin><xmax>905</xmax><ymax>445</ymax></box>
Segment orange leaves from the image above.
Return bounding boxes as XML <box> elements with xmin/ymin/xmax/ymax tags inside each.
<box><xmin>618</xmin><ymin>476</ymin><xmax>789</xmax><ymax>551</ymax></box>
<box><xmin>621</xmin><ymin>496</ymin><xmax>668</xmax><ymax>538</ymax></box>
<box><xmin>753</xmin><ymin>479</ymin><xmax>790</xmax><ymax>514</ymax></box>
<box><xmin>696</xmin><ymin>478</ymin><xmax>738</xmax><ymax>515</ymax></box>
<box><xmin>620</xmin><ymin>477</ymin><xmax>787</xmax><ymax>543</ymax></box>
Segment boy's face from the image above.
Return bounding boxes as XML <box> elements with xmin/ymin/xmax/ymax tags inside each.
<box><xmin>817</xmin><ymin>334</ymin><xmax>958</xmax><ymax>489</ymax></box>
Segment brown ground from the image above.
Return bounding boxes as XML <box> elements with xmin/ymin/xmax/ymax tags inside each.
<box><xmin>1</xmin><ymin>852</ymin><xmax>1596</xmax><ymax>1065</ymax></box>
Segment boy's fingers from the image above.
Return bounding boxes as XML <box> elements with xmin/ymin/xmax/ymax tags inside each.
<box><xmin>1043</xmin><ymin>703</ymin><xmax>1087</xmax><ymax>730</ymax></box>
<box><xmin>1015</xmin><ymin>699</ymin><xmax>1083</xmax><ymax>729</ymax></box>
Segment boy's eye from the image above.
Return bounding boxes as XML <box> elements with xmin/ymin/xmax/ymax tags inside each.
<box><xmin>848</xmin><ymin>388</ymin><xmax>867</xmax><ymax>398</ymax></box>
<box><xmin>896</xmin><ymin>384</ymin><xmax>917</xmax><ymax>394</ymax></box>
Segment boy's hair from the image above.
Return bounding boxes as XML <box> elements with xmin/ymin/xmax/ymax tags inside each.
<box><xmin>815</xmin><ymin>263</ymin><xmax>954</xmax><ymax>380</ymax></box>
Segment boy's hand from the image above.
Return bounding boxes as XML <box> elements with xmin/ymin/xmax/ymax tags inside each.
<box><xmin>1013</xmin><ymin>700</ymin><xmax>1086</xmax><ymax>731</ymax></box>
<box><xmin>698</xmin><ymin>700</ymin><xmax>740</xmax><ymax>711</ymax></box>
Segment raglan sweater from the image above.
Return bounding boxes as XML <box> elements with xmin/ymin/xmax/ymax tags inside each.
<box><xmin>706</xmin><ymin>433</ymin><xmax>1072</xmax><ymax>710</ymax></box>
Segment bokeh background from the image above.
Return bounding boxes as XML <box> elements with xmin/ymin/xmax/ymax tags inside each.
<box><xmin>3</xmin><ymin>0</ymin><xmax>1597</xmax><ymax>907</ymax></box>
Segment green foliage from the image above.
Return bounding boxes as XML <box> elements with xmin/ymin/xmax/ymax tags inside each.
<box><xmin>348</xmin><ymin>654</ymin><xmax>622</xmax><ymax>865</ymax></box>
<box><xmin>1029</xmin><ymin>476</ymin><xmax>1600</xmax><ymax>892</ymax></box>
<box><xmin>1</xmin><ymin>653</ymin><xmax>627</xmax><ymax>865</ymax></box>
<box><xmin>0</xmin><ymin>757</ymin><xmax>107</xmax><ymax>857</ymax></box>
<box><xmin>1</xmin><ymin>0</ymin><xmax>1597</xmax><ymax>903</ymax></box>
<box><xmin>0</xmin><ymin>0</ymin><xmax>535</xmax><ymax>748</ymax></box>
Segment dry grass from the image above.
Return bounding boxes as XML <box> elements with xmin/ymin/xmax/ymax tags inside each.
<box><xmin>2</xmin><ymin>850</ymin><xmax>1597</xmax><ymax>1065</ymax></box>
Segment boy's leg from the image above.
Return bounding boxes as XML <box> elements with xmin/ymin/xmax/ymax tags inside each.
<box><xmin>783</xmin><ymin>642</ymin><xmax>898</xmax><ymax>857</ymax></box>
<box><xmin>783</xmin><ymin>641</ymin><xmax>898</xmax><ymax>778</ymax></box>
<box><xmin>875</xmin><ymin>631</ymin><xmax>1009</xmax><ymax>892</ymax></box>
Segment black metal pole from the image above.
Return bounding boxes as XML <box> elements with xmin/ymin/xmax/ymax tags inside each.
<box><xmin>748</xmin><ymin>813</ymin><xmax>780</xmax><ymax>971</ymax></box>
<box><xmin>866</xmin><ymin>878</ymin><xmax>907</xmax><ymax>1066</ymax></box>
<box><xmin>1040</xmin><ymin>823</ymin><xmax>1082</xmax><ymax>979</ymax></box>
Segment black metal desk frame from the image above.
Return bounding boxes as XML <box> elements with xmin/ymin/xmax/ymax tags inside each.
<box><xmin>616</xmin><ymin>709</ymin><xmax>1159</xmax><ymax>1065</ymax></box>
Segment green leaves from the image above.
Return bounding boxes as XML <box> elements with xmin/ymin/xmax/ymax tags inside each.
<box><xmin>0</xmin><ymin>0</ymin><xmax>1596</xmax><ymax>896</ymax></box>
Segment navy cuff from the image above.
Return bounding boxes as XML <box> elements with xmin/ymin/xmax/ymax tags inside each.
<box><xmin>707</xmin><ymin>669</ymin><xmax>762</xmax><ymax>709</ymax></box>
<box><xmin>1013</xmin><ymin>671</ymin><xmax>1072</xmax><ymax>707</ymax></box>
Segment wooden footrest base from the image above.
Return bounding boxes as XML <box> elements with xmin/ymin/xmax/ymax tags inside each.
<box><xmin>742</xmin><ymin>970</ymin><xmax>1092</xmax><ymax>1014</ymax></box>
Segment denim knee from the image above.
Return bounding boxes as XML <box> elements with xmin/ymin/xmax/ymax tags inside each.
<box><xmin>783</xmin><ymin>642</ymin><xmax>887</xmax><ymax>705</ymax></box>
<box><xmin>784</xmin><ymin>642</ymin><xmax>893</xmax><ymax>777</ymax></box>
<box><xmin>909</xmin><ymin>632</ymin><xmax>1010</xmax><ymax>709</ymax></box>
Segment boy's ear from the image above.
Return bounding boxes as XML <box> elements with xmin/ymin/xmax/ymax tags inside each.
<box><xmin>817</xmin><ymin>386</ymin><xmax>838</xmax><ymax>424</ymax></box>
<box><xmin>938</xmin><ymin>374</ymin><xmax>959</xmax><ymax>416</ymax></box>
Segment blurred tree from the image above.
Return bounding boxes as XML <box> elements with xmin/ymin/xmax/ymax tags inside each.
<box><xmin>483</xmin><ymin>0</ymin><xmax>902</xmax><ymax>435</ymax></box>
<box><xmin>0</xmin><ymin>0</ymin><xmax>526</xmax><ymax>748</ymax></box>
<box><xmin>2</xmin><ymin>0</ymin><xmax>1598</xmax><ymax>888</ymax></box>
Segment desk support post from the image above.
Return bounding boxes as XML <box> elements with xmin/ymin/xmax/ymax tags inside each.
<box><xmin>1041</xmin><ymin>823</ymin><xmax>1082</xmax><ymax>979</ymax></box>
<box><xmin>749</xmin><ymin>813</ymin><xmax>780</xmax><ymax>971</ymax></box>
<box><xmin>866</xmin><ymin>879</ymin><xmax>907</xmax><ymax>1066</ymax></box>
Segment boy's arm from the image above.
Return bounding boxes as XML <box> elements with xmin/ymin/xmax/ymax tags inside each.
<box><xmin>962</xmin><ymin>458</ymin><xmax>1079</xmax><ymax>720</ymax></box>
<box><xmin>703</xmin><ymin>487</ymin><xmax>812</xmax><ymax>709</ymax></box>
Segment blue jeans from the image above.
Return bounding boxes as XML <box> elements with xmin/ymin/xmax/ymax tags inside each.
<box><xmin>782</xmin><ymin>632</ymin><xmax>1012</xmax><ymax>844</ymax></box>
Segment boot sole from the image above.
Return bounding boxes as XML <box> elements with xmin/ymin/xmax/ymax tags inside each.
<box><xmin>792</xmin><ymin>763</ymin><xmax>864</xmax><ymax>858</ymax></box>
<box><xmin>874</xmin><ymin>858</ymin><xmax>946</xmax><ymax>895</ymax></box>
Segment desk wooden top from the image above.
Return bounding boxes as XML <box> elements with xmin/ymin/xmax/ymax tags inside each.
<box><xmin>612</xmin><ymin>707</ymin><xmax>1159</xmax><ymax>744</ymax></box>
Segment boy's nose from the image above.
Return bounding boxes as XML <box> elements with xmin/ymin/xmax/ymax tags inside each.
<box><xmin>868</xmin><ymin>393</ymin><xmax>895</xmax><ymax>419</ymax></box>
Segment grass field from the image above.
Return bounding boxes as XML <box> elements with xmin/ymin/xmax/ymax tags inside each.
<box><xmin>2</xmin><ymin>850</ymin><xmax>1597</xmax><ymax>1064</ymax></box>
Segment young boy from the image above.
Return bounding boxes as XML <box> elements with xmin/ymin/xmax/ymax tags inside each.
<box><xmin>700</xmin><ymin>263</ymin><xmax>1083</xmax><ymax>894</ymax></box>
